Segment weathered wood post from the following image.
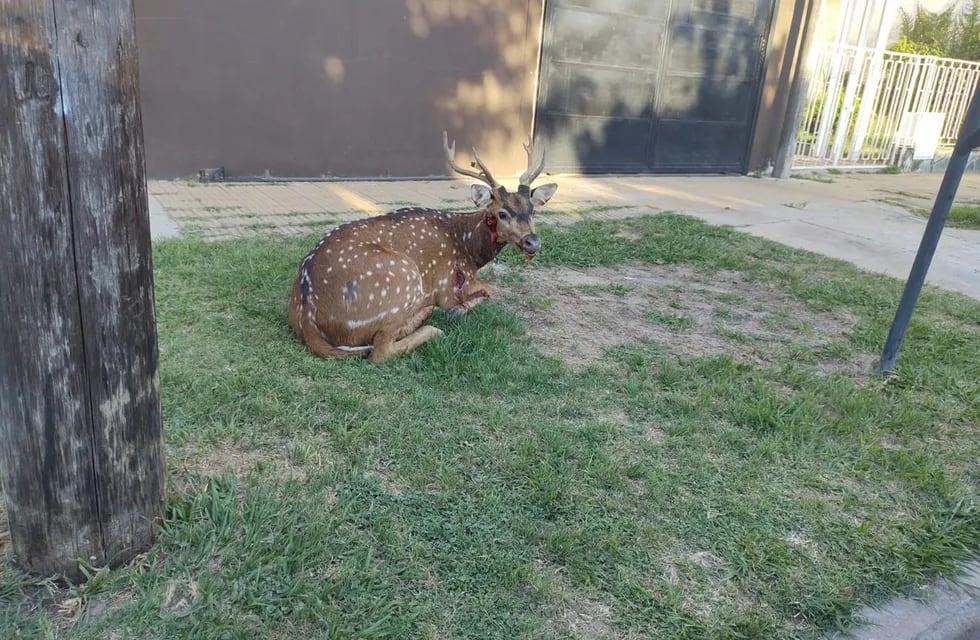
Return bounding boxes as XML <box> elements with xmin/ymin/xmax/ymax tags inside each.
<box><xmin>772</xmin><ymin>0</ymin><xmax>823</xmax><ymax>178</ymax></box>
<box><xmin>0</xmin><ymin>0</ymin><xmax>165</xmax><ymax>579</ymax></box>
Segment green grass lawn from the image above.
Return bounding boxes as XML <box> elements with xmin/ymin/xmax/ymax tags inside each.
<box><xmin>1</xmin><ymin>214</ymin><xmax>978</xmax><ymax>639</ymax></box>
<box><xmin>889</xmin><ymin>199</ymin><xmax>980</xmax><ymax>230</ymax></box>
<box><xmin>948</xmin><ymin>205</ymin><xmax>980</xmax><ymax>230</ymax></box>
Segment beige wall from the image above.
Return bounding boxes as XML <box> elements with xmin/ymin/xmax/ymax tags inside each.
<box><xmin>137</xmin><ymin>0</ymin><xmax>804</xmax><ymax>178</ymax></box>
<box><xmin>135</xmin><ymin>0</ymin><xmax>544</xmax><ymax>179</ymax></box>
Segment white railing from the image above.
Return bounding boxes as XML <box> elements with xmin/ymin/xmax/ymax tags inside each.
<box><xmin>794</xmin><ymin>43</ymin><xmax>980</xmax><ymax>169</ymax></box>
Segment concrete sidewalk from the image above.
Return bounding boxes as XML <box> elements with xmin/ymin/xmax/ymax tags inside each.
<box><xmin>148</xmin><ymin>193</ymin><xmax>180</xmax><ymax>239</ymax></box>
<box><xmin>148</xmin><ymin>171</ymin><xmax>980</xmax><ymax>299</ymax></box>
<box><xmin>827</xmin><ymin>561</ymin><xmax>980</xmax><ymax>640</ymax></box>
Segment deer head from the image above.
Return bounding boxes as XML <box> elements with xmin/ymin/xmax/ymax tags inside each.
<box><xmin>443</xmin><ymin>131</ymin><xmax>557</xmax><ymax>259</ymax></box>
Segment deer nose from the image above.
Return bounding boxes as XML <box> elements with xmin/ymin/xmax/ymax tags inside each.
<box><xmin>520</xmin><ymin>234</ymin><xmax>540</xmax><ymax>255</ymax></box>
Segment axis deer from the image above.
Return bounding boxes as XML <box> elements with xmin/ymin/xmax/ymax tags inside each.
<box><xmin>288</xmin><ymin>131</ymin><xmax>558</xmax><ymax>363</ymax></box>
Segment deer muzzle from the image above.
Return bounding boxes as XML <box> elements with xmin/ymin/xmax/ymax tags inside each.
<box><xmin>519</xmin><ymin>233</ymin><xmax>540</xmax><ymax>259</ymax></box>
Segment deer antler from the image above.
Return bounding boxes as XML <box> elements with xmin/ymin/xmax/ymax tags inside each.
<box><xmin>443</xmin><ymin>131</ymin><xmax>500</xmax><ymax>190</ymax></box>
<box><xmin>519</xmin><ymin>135</ymin><xmax>547</xmax><ymax>187</ymax></box>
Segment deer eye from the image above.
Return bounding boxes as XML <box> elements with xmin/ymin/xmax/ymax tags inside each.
<box><xmin>498</xmin><ymin>210</ymin><xmax>510</xmax><ymax>219</ymax></box>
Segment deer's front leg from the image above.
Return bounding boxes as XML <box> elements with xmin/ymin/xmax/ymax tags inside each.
<box><xmin>446</xmin><ymin>278</ymin><xmax>491</xmax><ymax>319</ymax></box>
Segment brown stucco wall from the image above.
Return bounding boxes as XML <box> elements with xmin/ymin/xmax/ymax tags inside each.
<box><xmin>135</xmin><ymin>0</ymin><xmax>544</xmax><ymax>179</ymax></box>
<box><xmin>747</xmin><ymin>0</ymin><xmax>812</xmax><ymax>173</ymax></box>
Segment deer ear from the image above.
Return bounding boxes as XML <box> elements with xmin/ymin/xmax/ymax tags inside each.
<box><xmin>470</xmin><ymin>184</ymin><xmax>493</xmax><ymax>208</ymax></box>
<box><xmin>530</xmin><ymin>183</ymin><xmax>558</xmax><ymax>206</ymax></box>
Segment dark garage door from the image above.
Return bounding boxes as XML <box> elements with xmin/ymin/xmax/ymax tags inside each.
<box><xmin>534</xmin><ymin>0</ymin><xmax>776</xmax><ymax>173</ymax></box>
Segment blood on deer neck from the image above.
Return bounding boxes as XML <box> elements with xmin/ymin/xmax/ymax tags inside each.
<box><xmin>449</xmin><ymin>210</ymin><xmax>505</xmax><ymax>268</ymax></box>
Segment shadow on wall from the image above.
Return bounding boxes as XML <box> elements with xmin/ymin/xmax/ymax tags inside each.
<box><xmin>406</xmin><ymin>0</ymin><xmax>539</xmax><ymax>178</ymax></box>
<box><xmin>135</xmin><ymin>0</ymin><xmax>540</xmax><ymax>179</ymax></box>
<box><xmin>533</xmin><ymin>0</ymin><xmax>776</xmax><ymax>174</ymax></box>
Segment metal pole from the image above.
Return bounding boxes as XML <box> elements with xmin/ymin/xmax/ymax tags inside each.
<box><xmin>877</xmin><ymin>81</ymin><xmax>980</xmax><ymax>373</ymax></box>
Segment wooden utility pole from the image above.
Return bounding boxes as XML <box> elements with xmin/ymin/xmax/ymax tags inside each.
<box><xmin>0</xmin><ymin>0</ymin><xmax>165</xmax><ymax>579</ymax></box>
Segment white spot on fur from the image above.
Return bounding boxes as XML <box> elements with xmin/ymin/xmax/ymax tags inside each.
<box><xmin>337</xmin><ymin>344</ymin><xmax>373</xmax><ymax>352</ymax></box>
<box><xmin>346</xmin><ymin>309</ymin><xmax>389</xmax><ymax>329</ymax></box>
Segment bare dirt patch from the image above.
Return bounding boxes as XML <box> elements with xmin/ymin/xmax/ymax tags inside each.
<box><xmin>51</xmin><ymin>586</ymin><xmax>138</xmax><ymax>630</ymax></box>
<box><xmin>662</xmin><ymin>547</ymin><xmax>746</xmax><ymax>625</ymax></box>
<box><xmin>492</xmin><ymin>264</ymin><xmax>870</xmax><ymax>375</ymax></box>
<box><xmin>534</xmin><ymin>560</ymin><xmax>627</xmax><ymax>640</ymax></box>
<box><xmin>168</xmin><ymin>441</ymin><xmax>310</xmax><ymax>491</ymax></box>
<box><xmin>365</xmin><ymin>456</ymin><xmax>407</xmax><ymax>497</ymax></box>
<box><xmin>160</xmin><ymin>578</ymin><xmax>199</xmax><ymax>618</ymax></box>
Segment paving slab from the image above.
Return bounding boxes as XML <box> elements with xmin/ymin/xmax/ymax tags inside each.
<box><xmin>148</xmin><ymin>193</ymin><xmax>180</xmax><ymax>239</ymax></box>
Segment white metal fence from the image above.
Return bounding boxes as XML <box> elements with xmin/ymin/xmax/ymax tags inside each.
<box><xmin>794</xmin><ymin>44</ymin><xmax>980</xmax><ymax>169</ymax></box>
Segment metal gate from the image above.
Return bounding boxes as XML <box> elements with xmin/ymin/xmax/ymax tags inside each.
<box><xmin>533</xmin><ymin>0</ymin><xmax>776</xmax><ymax>173</ymax></box>
<box><xmin>794</xmin><ymin>43</ymin><xmax>980</xmax><ymax>169</ymax></box>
